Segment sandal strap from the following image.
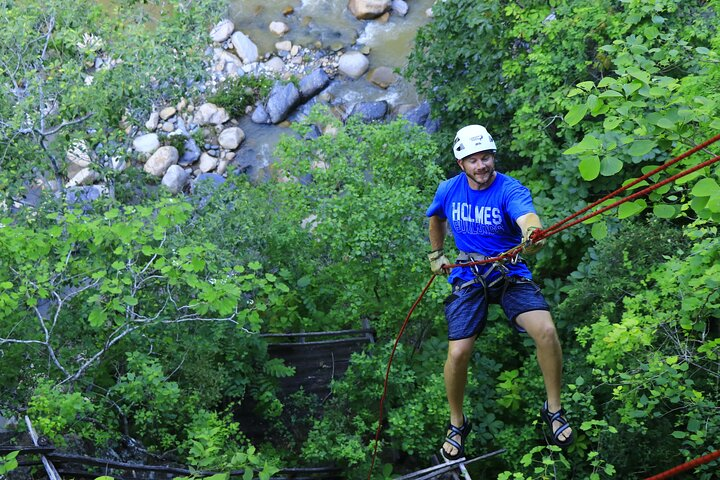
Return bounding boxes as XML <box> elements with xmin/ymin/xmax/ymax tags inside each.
<box><xmin>444</xmin><ymin>437</ymin><xmax>462</xmax><ymax>451</ymax></box>
<box><xmin>446</xmin><ymin>424</ymin><xmax>464</xmax><ymax>437</ymax></box>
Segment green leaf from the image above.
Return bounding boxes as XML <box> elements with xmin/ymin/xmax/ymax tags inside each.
<box><xmin>618</xmin><ymin>199</ymin><xmax>647</xmax><ymax>219</ymax></box>
<box><xmin>600</xmin><ymin>156</ymin><xmax>623</xmax><ymax>176</ymax></box>
<box><xmin>579</xmin><ymin>156</ymin><xmax>601</xmax><ymax>181</ymax></box>
<box><xmin>695</xmin><ymin>46</ymin><xmax>711</xmax><ymax>55</ymax></box>
<box><xmin>653</xmin><ymin>204</ymin><xmax>676</xmax><ymax>218</ymax></box>
<box><xmin>599</xmin><ymin>90</ymin><xmax>623</xmax><ymax>98</ymax></box>
<box><xmin>603</xmin><ymin>116</ymin><xmax>623</xmax><ymax>131</ymax></box>
<box><xmin>591</xmin><ymin>221</ymin><xmax>607</xmax><ymax>240</ymax></box>
<box><xmin>88</xmin><ymin>308</ymin><xmax>108</xmax><ymax>328</ymax></box>
<box><xmin>626</xmin><ymin>67</ymin><xmax>650</xmax><ymax>84</ymax></box>
<box><xmin>691</xmin><ymin>178</ymin><xmax>719</xmax><ymax>197</ymax></box>
<box><xmin>654</xmin><ymin>117</ymin><xmax>675</xmax><ymax>130</ymax></box>
<box><xmin>564</xmin><ymin>135</ymin><xmax>601</xmax><ymax>155</ymax></box>
<box><xmin>627</xmin><ymin>140</ymin><xmax>656</xmax><ymax>157</ymax></box>
<box><xmin>565</xmin><ymin>104</ymin><xmax>588</xmax><ymax>126</ymax></box>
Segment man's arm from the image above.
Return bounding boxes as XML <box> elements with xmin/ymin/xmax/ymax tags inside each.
<box><xmin>516</xmin><ymin>212</ymin><xmax>545</xmax><ymax>254</ymax></box>
<box><xmin>429</xmin><ymin>215</ymin><xmax>448</xmax><ymax>251</ymax></box>
<box><xmin>428</xmin><ymin>216</ymin><xmax>450</xmax><ymax>275</ymax></box>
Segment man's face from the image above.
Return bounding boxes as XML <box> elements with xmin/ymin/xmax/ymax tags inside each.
<box><xmin>458</xmin><ymin>151</ymin><xmax>496</xmax><ymax>190</ymax></box>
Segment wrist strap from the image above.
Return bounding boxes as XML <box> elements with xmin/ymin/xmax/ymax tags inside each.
<box><xmin>428</xmin><ymin>249</ymin><xmax>444</xmax><ymax>260</ymax></box>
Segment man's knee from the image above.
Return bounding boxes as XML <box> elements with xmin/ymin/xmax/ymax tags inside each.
<box><xmin>519</xmin><ymin>312</ymin><xmax>559</xmax><ymax>346</ymax></box>
<box><xmin>447</xmin><ymin>342</ymin><xmax>473</xmax><ymax>366</ymax></box>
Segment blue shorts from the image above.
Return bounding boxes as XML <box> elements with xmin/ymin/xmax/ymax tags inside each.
<box><xmin>443</xmin><ymin>277</ymin><xmax>550</xmax><ymax>341</ymax></box>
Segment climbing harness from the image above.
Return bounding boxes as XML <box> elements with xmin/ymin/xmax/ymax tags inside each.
<box><xmin>366</xmin><ymin>134</ymin><xmax>720</xmax><ymax>480</ymax></box>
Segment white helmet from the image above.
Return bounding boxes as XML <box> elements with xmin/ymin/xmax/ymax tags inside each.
<box><xmin>453</xmin><ymin>125</ymin><xmax>497</xmax><ymax>160</ymax></box>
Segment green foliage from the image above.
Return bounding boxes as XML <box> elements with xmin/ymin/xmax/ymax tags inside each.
<box><xmin>28</xmin><ymin>379</ymin><xmax>111</xmax><ymax>446</ymax></box>
<box><xmin>0</xmin><ymin>451</ymin><xmax>19</xmax><ymax>476</ymax></box>
<box><xmin>207</xmin><ymin>75</ymin><xmax>273</xmax><ymax>118</ymax></box>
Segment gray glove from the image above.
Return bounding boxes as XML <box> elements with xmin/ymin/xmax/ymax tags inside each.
<box><xmin>428</xmin><ymin>250</ymin><xmax>450</xmax><ymax>275</ymax></box>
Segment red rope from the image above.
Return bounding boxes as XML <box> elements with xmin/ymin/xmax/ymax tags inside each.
<box><xmin>539</xmin><ymin>133</ymin><xmax>720</xmax><ymax>239</ymax></box>
<box><xmin>644</xmin><ymin>449</ymin><xmax>720</xmax><ymax>480</ymax></box>
<box><xmin>367</xmin><ymin>274</ymin><xmax>437</xmax><ymax>480</ymax></box>
<box><xmin>532</xmin><ymin>154</ymin><xmax>720</xmax><ymax>242</ymax></box>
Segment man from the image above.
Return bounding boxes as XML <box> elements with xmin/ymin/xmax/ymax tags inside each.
<box><xmin>426</xmin><ymin>125</ymin><xmax>573</xmax><ymax>460</ymax></box>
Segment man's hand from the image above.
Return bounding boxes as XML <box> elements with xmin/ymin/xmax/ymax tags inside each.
<box><xmin>522</xmin><ymin>226</ymin><xmax>545</xmax><ymax>255</ymax></box>
<box><xmin>428</xmin><ymin>250</ymin><xmax>450</xmax><ymax>275</ymax></box>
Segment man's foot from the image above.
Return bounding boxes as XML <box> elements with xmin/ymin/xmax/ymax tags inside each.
<box><xmin>540</xmin><ymin>401</ymin><xmax>574</xmax><ymax>447</ymax></box>
<box><xmin>440</xmin><ymin>415</ymin><xmax>471</xmax><ymax>461</ymax></box>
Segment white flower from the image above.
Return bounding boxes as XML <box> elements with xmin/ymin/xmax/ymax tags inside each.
<box><xmin>84</xmin><ymin>75</ymin><xmax>94</xmax><ymax>86</ymax></box>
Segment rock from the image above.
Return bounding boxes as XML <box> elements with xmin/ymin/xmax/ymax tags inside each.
<box><xmin>145</xmin><ymin>111</ymin><xmax>160</xmax><ymax>131</ymax></box>
<box><xmin>162</xmin><ymin>165</ymin><xmax>189</xmax><ymax>194</ymax></box>
<box><xmin>402</xmin><ymin>101</ymin><xmax>431</xmax><ymax>125</ymax></box>
<box><xmin>349</xmin><ymin>101</ymin><xmax>388</xmax><ymax>122</ymax></box>
<box><xmin>299</xmin><ymin>68</ymin><xmax>330</xmax><ymax>99</ymax></box>
<box><xmin>177</xmin><ymin>98</ymin><xmax>188</xmax><ymax>111</ymax></box>
<box><xmin>161</xmin><ymin>121</ymin><xmax>175</xmax><ymax>133</ymax></box>
<box><xmin>65</xmin><ymin>167</ymin><xmax>97</xmax><ymax>187</ymax></box>
<box><xmin>199</xmin><ymin>152</ymin><xmax>219</xmax><ymax>173</ymax></box>
<box><xmin>210</xmin><ymin>19</ymin><xmax>235</xmax><ymax>43</ymax></box>
<box><xmin>425</xmin><ymin>7</ymin><xmax>433</xmax><ymax>18</ymax></box>
<box><xmin>266</xmin><ymin>82</ymin><xmax>301</xmax><ymax>124</ymax></box>
<box><xmin>218</xmin><ymin>127</ymin><xmax>245</xmax><ymax>150</ymax></box>
<box><xmin>276</xmin><ymin>40</ymin><xmax>292</xmax><ymax>51</ymax></box>
<box><xmin>338</xmin><ymin>51</ymin><xmax>369</xmax><ymax>79</ymax></box>
<box><xmin>391</xmin><ymin>0</ymin><xmax>408</xmax><ymax>16</ymax></box>
<box><xmin>213</xmin><ymin>48</ymin><xmax>244</xmax><ymax>74</ymax></box>
<box><xmin>66</xmin><ymin>141</ymin><xmax>92</xmax><ymax>178</ymax></box>
<box><xmin>66</xmin><ymin>185</ymin><xmax>105</xmax><ymax>210</ymax></box>
<box><xmin>251</xmin><ymin>104</ymin><xmax>271</xmax><ymax>124</ymax></box>
<box><xmin>159</xmin><ymin>106</ymin><xmax>177</xmax><ymax>120</ymax></box>
<box><xmin>290</xmin><ymin>45</ymin><xmax>301</xmax><ymax>56</ymax></box>
<box><xmin>377</xmin><ymin>11</ymin><xmax>391</xmax><ymax>23</ymax></box>
<box><xmin>366</xmin><ymin>66</ymin><xmax>397</xmax><ymax>89</ymax></box>
<box><xmin>193</xmin><ymin>103</ymin><xmax>229</xmax><ymax>126</ymax></box>
<box><xmin>282</xmin><ymin>6</ymin><xmax>294</xmax><ymax>15</ymax></box>
<box><xmin>144</xmin><ymin>146</ymin><xmax>178</xmax><ymax>176</ymax></box>
<box><xmin>269</xmin><ymin>21</ymin><xmax>290</xmax><ymax>36</ymax></box>
<box><xmin>231</xmin><ymin>31</ymin><xmax>259</xmax><ymax>64</ymax></box>
<box><xmin>216</xmin><ymin>159</ymin><xmax>230</xmax><ymax>175</ymax></box>
<box><xmin>180</xmin><ymin>138</ymin><xmax>201</xmax><ymax>166</ymax></box>
<box><xmin>133</xmin><ymin>133</ymin><xmax>160</xmax><ymax>154</ymax></box>
<box><xmin>348</xmin><ymin>0</ymin><xmax>391</xmax><ymax>19</ymax></box>
<box><xmin>264</xmin><ymin>56</ymin><xmax>285</xmax><ymax>73</ymax></box>
<box><xmin>193</xmin><ymin>173</ymin><xmax>226</xmax><ymax>191</ymax></box>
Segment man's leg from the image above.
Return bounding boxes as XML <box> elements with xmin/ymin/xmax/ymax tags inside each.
<box><xmin>515</xmin><ymin>310</ymin><xmax>572</xmax><ymax>442</ymax></box>
<box><xmin>443</xmin><ymin>335</ymin><xmax>476</xmax><ymax>456</ymax></box>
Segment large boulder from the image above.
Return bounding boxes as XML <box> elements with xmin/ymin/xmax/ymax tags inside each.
<box><xmin>133</xmin><ymin>133</ymin><xmax>160</xmax><ymax>154</ymax></box>
<box><xmin>161</xmin><ymin>165</ymin><xmax>189</xmax><ymax>194</ymax></box>
<box><xmin>299</xmin><ymin>68</ymin><xmax>330</xmax><ymax>99</ymax></box>
<box><xmin>218</xmin><ymin>127</ymin><xmax>245</xmax><ymax>150</ymax></box>
<box><xmin>231</xmin><ymin>31</ymin><xmax>259</xmax><ymax>64</ymax></box>
<box><xmin>366</xmin><ymin>66</ymin><xmax>397</xmax><ymax>89</ymax></box>
<box><xmin>210</xmin><ymin>19</ymin><xmax>235</xmax><ymax>43</ymax></box>
<box><xmin>193</xmin><ymin>103</ymin><xmax>230</xmax><ymax>126</ymax></box>
<box><xmin>348</xmin><ymin>0</ymin><xmax>391</xmax><ymax>19</ymax></box>
<box><xmin>338</xmin><ymin>51</ymin><xmax>369</xmax><ymax>79</ymax></box>
<box><xmin>349</xmin><ymin>101</ymin><xmax>388</xmax><ymax>122</ymax></box>
<box><xmin>144</xmin><ymin>146</ymin><xmax>179</xmax><ymax>177</ymax></box>
<box><xmin>266</xmin><ymin>82</ymin><xmax>301</xmax><ymax>124</ymax></box>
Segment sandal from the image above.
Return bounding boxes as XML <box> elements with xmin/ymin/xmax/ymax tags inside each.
<box><xmin>440</xmin><ymin>414</ymin><xmax>471</xmax><ymax>461</ymax></box>
<box><xmin>540</xmin><ymin>401</ymin><xmax>574</xmax><ymax>447</ymax></box>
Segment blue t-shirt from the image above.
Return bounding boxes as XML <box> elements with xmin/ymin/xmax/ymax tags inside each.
<box><xmin>426</xmin><ymin>172</ymin><xmax>536</xmax><ymax>285</ymax></box>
